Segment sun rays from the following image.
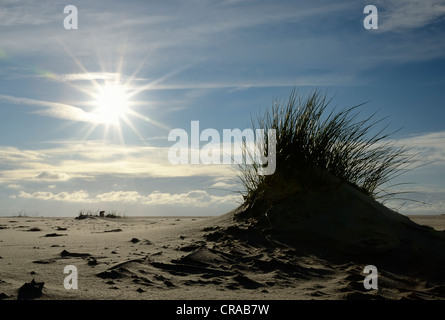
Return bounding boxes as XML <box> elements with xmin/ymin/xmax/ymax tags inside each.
<box><xmin>55</xmin><ymin>42</ymin><xmax>175</xmax><ymax>145</ymax></box>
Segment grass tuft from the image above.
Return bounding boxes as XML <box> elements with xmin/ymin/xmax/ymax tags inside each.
<box><xmin>237</xmin><ymin>89</ymin><xmax>417</xmax><ymax>210</ymax></box>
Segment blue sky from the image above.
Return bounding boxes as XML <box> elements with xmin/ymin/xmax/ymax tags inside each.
<box><xmin>0</xmin><ymin>0</ymin><xmax>445</xmax><ymax>216</ymax></box>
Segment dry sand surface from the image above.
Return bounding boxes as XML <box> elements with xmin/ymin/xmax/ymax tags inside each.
<box><xmin>0</xmin><ymin>209</ymin><xmax>444</xmax><ymax>300</ymax></box>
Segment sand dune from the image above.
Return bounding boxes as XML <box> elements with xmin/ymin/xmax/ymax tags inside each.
<box><xmin>1</xmin><ymin>190</ymin><xmax>445</xmax><ymax>300</ymax></box>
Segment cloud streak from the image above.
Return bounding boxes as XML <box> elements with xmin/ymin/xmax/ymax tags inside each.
<box><xmin>35</xmin><ymin>170</ymin><xmax>71</xmax><ymax>181</ymax></box>
<box><xmin>17</xmin><ymin>189</ymin><xmax>241</xmax><ymax>207</ymax></box>
<box><xmin>0</xmin><ymin>94</ymin><xmax>94</xmax><ymax>123</ymax></box>
<box><xmin>2</xmin><ymin>0</ymin><xmax>444</xmax><ymax>95</ymax></box>
<box><xmin>378</xmin><ymin>0</ymin><xmax>445</xmax><ymax>32</ymax></box>
<box><xmin>396</xmin><ymin>131</ymin><xmax>445</xmax><ymax>165</ymax></box>
<box><xmin>0</xmin><ymin>140</ymin><xmax>236</xmax><ymax>184</ymax></box>
<box><xmin>1</xmin><ymin>130</ymin><xmax>445</xmax><ymax>186</ymax></box>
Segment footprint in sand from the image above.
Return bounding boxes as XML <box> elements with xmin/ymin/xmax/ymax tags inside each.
<box><xmin>60</xmin><ymin>250</ymin><xmax>91</xmax><ymax>258</ymax></box>
<box><xmin>103</xmin><ymin>229</ymin><xmax>122</xmax><ymax>233</ymax></box>
<box><xmin>43</xmin><ymin>233</ymin><xmax>67</xmax><ymax>237</ymax></box>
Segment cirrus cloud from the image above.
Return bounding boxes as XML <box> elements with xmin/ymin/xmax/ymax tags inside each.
<box><xmin>377</xmin><ymin>0</ymin><xmax>445</xmax><ymax>32</ymax></box>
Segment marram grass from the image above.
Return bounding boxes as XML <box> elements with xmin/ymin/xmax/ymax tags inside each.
<box><xmin>237</xmin><ymin>89</ymin><xmax>416</xmax><ymax>209</ymax></box>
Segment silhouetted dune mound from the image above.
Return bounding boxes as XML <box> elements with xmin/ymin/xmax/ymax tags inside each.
<box><xmin>225</xmin><ymin>178</ymin><xmax>445</xmax><ymax>281</ymax></box>
<box><xmin>214</xmin><ymin>89</ymin><xmax>445</xmax><ymax>298</ymax></box>
<box><xmin>168</xmin><ymin>179</ymin><xmax>443</xmax><ymax>299</ymax></box>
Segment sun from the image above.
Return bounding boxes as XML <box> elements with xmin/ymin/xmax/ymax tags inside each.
<box><xmin>92</xmin><ymin>83</ymin><xmax>130</xmax><ymax>125</ymax></box>
<box><xmin>57</xmin><ymin>45</ymin><xmax>175</xmax><ymax>143</ymax></box>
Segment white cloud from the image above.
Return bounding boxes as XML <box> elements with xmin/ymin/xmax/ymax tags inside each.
<box><xmin>0</xmin><ymin>146</ymin><xmax>45</xmax><ymax>162</ymax></box>
<box><xmin>398</xmin><ymin>200</ymin><xmax>445</xmax><ymax>215</ymax></box>
<box><xmin>381</xmin><ymin>183</ymin><xmax>445</xmax><ymax>214</ymax></box>
<box><xmin>35</xmin><ymin>170</ymin><xmax>71</xmax><ymax>181</ymax></box>
<box><xmin>140</xmin><ymin>190</ymin><xmax>240</xmax><ymax>207</ymax></box>
<box><xmin>378</xmin><ymin>131</ymin><xmax>445</xmax><ymax>215</ymax></box>
<box><xmin>40</xmin><ymin>72</ymin><xmax>149</xmax><ymax>84</ymax></box>
<box><xmin>0</xmin><ymin>141</ymin><xmax>236</xmax><ymax>184</ymax></box>
<box><xmin>7</xmin><ymin>184</ymin><xmax>22</xmax><ymax>189</ymax></box>
<box><xmin>16</xmin><ymin>189</ymin><xmax>241</xmax><ymax>207</ymax></box>
<box><xmin>56</xmin><ymin>72</ymin><xmax>121</xmax><ymax>82</ymax></box>
<box><xmin>144</xmin><ymin>74</ymin><xmax>357</xmax><ymax>91</ymax></box>
<box><xmin>210</xmin><ymin>181</ymin><xmax>237</xmax><ymax>189</ymax></box>
<box><xmin>1</xmin><ymin>130</ymin><xmax>444</xmax><ymax>186</ymax></box>
<box><xmin>96</xmin><ymin>191</ymin><xmax>142</xmax><ymax>203</ymax></box>
<box><xmin>209</xmin><ymin>176</ymin><xmax>241</xmax><ymax>190</ymax></box>
<box><xmin>0</xmin><ymin>0</ymin><xmax>56</xmax><ymax>27</ymax></box>
<box><xmin>378</xmin><ymin>0</ymin><xmax>445</xmax><ymax>32</ymax></box>
<box><xmin>0</xmin><ymin>94</ymin><xmax>94</xmax><ymax>123</ymax></box>
<box><xmin>396</xmin><ymin>131</ymin><xmax>445</xmax><ymax>165</ymax></box>
<box><xmin>1</xmin><ymin>0</ymin><xmax>443</xmax><ymax>96</ymax></box>
<box><xmin>18</xmin><ymin>190</ymin><xmax>90</xmax><ymax>202</ymax></box>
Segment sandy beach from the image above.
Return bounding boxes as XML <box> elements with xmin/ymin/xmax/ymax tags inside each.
<box><xmin>1</xmin><ymin>212</ymin><xmax>444</xmax><ymax>300</ymax></box>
